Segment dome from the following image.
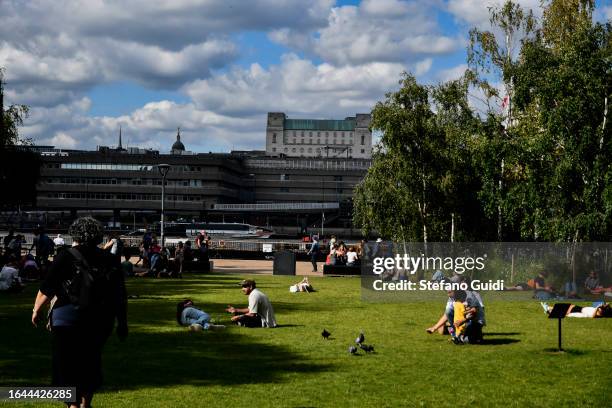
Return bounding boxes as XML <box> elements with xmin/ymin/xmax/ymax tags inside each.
<box><xmin>171</xmin><ymin>128</ymin><xmax>185</xmax><ymax>152</ymax></box>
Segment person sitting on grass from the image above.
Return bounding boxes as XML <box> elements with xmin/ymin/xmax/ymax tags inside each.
<box><xmin>541</xmin><ymin>302</ymin><xmax>612</xmax><ymax>318</ymax></box>
<box><xmin>584</xmin><ymin>271</ymin><xmax>612</xmax><ymax>294</ymax></box>
<box><xmin>177</xmin><ymin>299</ymin><xmax>225</xmax><ymax>331</ymax></box>
<box><xmin>226</xmin><ymin>279</ymin><xmax>277</xmax><ymax>328</ymax></box>
<box><xmin>533</xmin><ymin>271</ymin><xmax>557</xmax><ymax>300</ymax></box>
<box><xmin>0</xmin><ymin>255</ymin><xmax>24</xmax><ymax>293</ymax></box>
<box><xmin>427</xmin><ymin>287</ymin><xmax>484</xmax><ymax>343</ymax></box>
<box><xmin>452</xmin><ymin>290</ymin><xmax>482</xmax><ymax>344</ymax></box>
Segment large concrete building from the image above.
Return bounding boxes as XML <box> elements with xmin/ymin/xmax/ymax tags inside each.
<box><xmin>24</xmin><ymin>122</ymin><xmax>373</xmax><ymax>234</ymax></box>
<box><xmin>265</xmin><ymin>112</ymin><xmax>372</xmax><ymax>159</ymax></box>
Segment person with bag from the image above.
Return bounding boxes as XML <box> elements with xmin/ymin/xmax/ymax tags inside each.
<box><xmin>31</xmin><ymin>217</ymin><xmax>128</xmax><ymax>408</ymax></box>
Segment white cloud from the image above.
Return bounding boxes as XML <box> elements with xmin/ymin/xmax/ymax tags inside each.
<box><xmin>271</xmin><ymin>1</ymin><xmax>462</xmax><ymax>65</ymax></box>
<box><xmin>446</xmin><ymin>0</ymin><xmax>543</xmax><ymax>28</ymax></box>
<box><xmin>19</xmin><ymin>53</ymin><xmax>407</xmax><ymax>152</ymax></box>
<box><xmin>414</xmin><ymin>58</ymin><xmax>433</xmax><ymax>76</ymax></box>
<box><xmin>436</xmin><ymin>63</ymin><xmax>468</xmax><ymax>82</ymax></box>
<box><xmin>184</xmin><ymin>54</ymin><xmax>405</xmax><ymax>117</ymax></box>
<box><xmin>47</xmin><ymin>132</ymin><xmax>78</xmax><ymax>149</ymax></box>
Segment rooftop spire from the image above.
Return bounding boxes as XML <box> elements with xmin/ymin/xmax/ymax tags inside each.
<box><xmin>118</xmin><ymin>126</ymin><xmax>123</xmax><ymax>149</ymax></box>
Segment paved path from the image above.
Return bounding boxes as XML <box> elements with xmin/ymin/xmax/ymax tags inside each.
<box><xmin>211</xmin><ymin>259</ymin><xmax>323</xmax><ymax>276</ymax></box>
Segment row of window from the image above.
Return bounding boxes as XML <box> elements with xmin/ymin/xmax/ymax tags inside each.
<box><xmin>271</xmin><ymin>147</ymin><xmax>366</xmax><ymax>155</ymax></box>
<box><xmin>271</xmin><ymin>133</ymin><xmax>366</xmax><ymax>145</ymax></box>
<box><xmin>45</xmin><ymin>188</ymin><xmax>346</xmax><ymax>200</ymax></box>
<box><xmin>45</xmin><ymin>193</ymin><xmax>203</xmax><ymax>201</ymax></box>
<box><xmin>283</xmin><ymin>131</ymin><xmax>354</xmax><ymax>138</ymax></box>
<box><xmin>245</xmin><ymin>159</ymin><xmax>372</xmax><ymax>170</ymax></box>
<box><xmin>45</xmin><ymin>178</ymin><xmax>204</xmax><ymax>187</ymax></box>
<box><xmin>50</xmin><ymin>163</ymin><xmax>204</xmax><ymax>172</ymax></box>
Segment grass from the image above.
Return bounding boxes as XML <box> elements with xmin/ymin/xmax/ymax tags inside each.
<box><xmin>1</xmin><ymin>273</ymin><xmax>611</xmax><ymax>407</ymax></box>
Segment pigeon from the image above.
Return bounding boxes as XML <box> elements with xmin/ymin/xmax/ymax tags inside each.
<box><xmin>355</xmin><ymin>331</ymin><xmax>365</xmax><ymax>345</ymax></box>
<box><xmin>321</xmin><ymin>329</ymin><xmax>331</xmax><ymax>340</ymax></box>
<box><xmin>360</xmin><ymin>344</ymin><xmax>374</xmax><ymax>353</ymax></box>
<box><xmin>348</xmin><ymin>345</ymin><xmax>358</xmax><ymax>355</ymax></box>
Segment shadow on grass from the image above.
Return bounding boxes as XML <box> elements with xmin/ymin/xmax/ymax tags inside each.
<box><xmin>0</xmin><ymin>286</ymin><xmax>332</xmax><ymax>390</ymax></box>
<box><xmin>102</xmin><ymin>329</ymin><xmax>330</xmax><ymax>390</ymax></box>
<box><xmin>485</xmin><ymin>332</ymin><xmax>522</xmax><ymax>336</ymax></box>
<box><xmin>481</xmin><ymin>338</ymin><xmax>521</xmax><ymax>345</ymax></box>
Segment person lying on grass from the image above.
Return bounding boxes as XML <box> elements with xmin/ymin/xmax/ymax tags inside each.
<box><xmin>290</xmin><ymin>277</ymin><xmax>314</xmax><ymax>292</ymax></box>
<box><xmin>225</xmin><ymin>279</ymin><xmax>277</xmax><ymax>328</ymax></box>
<box><xmin>177</xmin><ymin>299</ymin><xmax>225</xmax><ymax>331</ymax></box>
<box><xmin>541</xmin><ymin>302</ymin><xmax>612</xmax><ymax>318</ymax></box>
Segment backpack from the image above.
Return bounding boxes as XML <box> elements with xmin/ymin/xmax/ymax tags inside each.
<box><xmin>62</xmin><ymin>248</ymin><xmax>112</xmax><ymax>311</ymax></box>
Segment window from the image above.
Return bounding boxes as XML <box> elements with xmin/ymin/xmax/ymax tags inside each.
<box><xmin>280</xmin><ymin>174</ymin><xmax>289</xmax><ymax>181</ymax></box>
<box><xmin>272</xmin><ymin>147</ymin><xmax>276</xmax><ymax>152</ymax></box>
<box><xmin>361</xmin><ymin>135</ymin><xmax>365</xmax><ymax>145</ymax></box>
<box><xmin>292</xmin><ymin>148</ymin><xmax>296</xmax><ymax>152</ymax></box>
<box><xmin>272</xmin><ymin>133</ymin><xmax>277</xmax><ymax>143</ymax></box>
<box><xmin>308</xmin><ymin>147</ymin><xmax>312</xmax><ymax>153</ymax></box>
<box><xmin>334</xmin><ymin>175</ymin><xmax>343</xmax><ymax>181</ymax></box>
<box><xmin>361</xmin><ymin>149</ymin><xmax>365</xmax><ymax>154</ymax></box>
<box><xmin>280</xmin><ymin>187</ymin><xmax>289</xmax><ymax>193</ymax></box>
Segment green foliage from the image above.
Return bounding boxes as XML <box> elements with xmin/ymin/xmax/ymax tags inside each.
<box><xmin>0</xmin><ymin>68</ymin><xmax>39</xmax><ymax>208</ymax></box>
<box><xmin>0</xmin><ymin>68</ymin><xmax>30</xmax><ymax>148</ymax></box>
<box><xmin>356</xmin><ymin>0</ymin><xmax>611</xmax><ymax>242</ymax></box>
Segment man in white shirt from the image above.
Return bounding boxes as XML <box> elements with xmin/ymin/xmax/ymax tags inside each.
<box><xmin>0</xmin><ymin>257</ymin><xmax>23</xmax><ymax>292</ymax></box>
<box><xmin>226</xmin><ymin>279</ymin><xmax>277</xmax><ymax>328</ymax></box>
<box><xmin>53</xmin><ymin>234</ymin><xmax>65</xmax><ymax>247</ymax></box>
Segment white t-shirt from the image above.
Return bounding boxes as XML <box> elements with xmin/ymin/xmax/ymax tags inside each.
<box><xmin>0</xmin><ymin>266</ymin><xmax>20</xmax><ymax>291</ymax></box>
<box><xmin>248</xmin><ymin>288</ymin><xmax>277</xmax><ymax>328</ymax></box>
<box><xmin>53</xmin><ymin>236</ymin><xmax>65</xmax><ymax>246</ymax></box>
<box><xmin>346</xmin><ymin>251</ymin><xmax>358</xmax><ymax>264</ymax></box>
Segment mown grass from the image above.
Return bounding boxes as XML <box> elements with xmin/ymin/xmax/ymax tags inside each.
<box><xmin>1</xmin><ymin>274</ymin><xmax>610</xmax><ymax>407</ymax></box>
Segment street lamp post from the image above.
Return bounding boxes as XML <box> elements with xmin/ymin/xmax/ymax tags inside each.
<box><xmin>157</xmin><ymin>164</ymin><xmax>171</xmax><ymax>247</ymax></box>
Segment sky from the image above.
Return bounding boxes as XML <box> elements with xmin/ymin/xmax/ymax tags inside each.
<box><xmin>2</xmin><ymin>0</ymin><xmax>610</xmax><ymax>153</ymax></box>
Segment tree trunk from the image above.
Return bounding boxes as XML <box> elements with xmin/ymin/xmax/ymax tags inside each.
<box><xmin>497</xmin><ymin>158</ymin><xmax>504</xmax><ymax>241</ymax></box>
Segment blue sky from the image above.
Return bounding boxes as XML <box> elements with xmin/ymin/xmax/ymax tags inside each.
<box><xmin>1</xmin><ymin>0</ymin><xmax>610</xmax><ymax>152</ymax></box>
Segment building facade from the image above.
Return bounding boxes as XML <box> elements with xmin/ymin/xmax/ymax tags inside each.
<box><xmin>265</xmin><ymin>112</ymin><xmax>372</xmax><ymax>159</ymax></box>
<box><xmin>15</xmin><ymin>118</ymin><xmax>373</xmax><ymax>233</ymax></box>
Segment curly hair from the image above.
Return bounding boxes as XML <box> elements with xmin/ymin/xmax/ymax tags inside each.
<box><xmin>68</xmin><ymin>216</ymin><xmax>104</xmax><ymax>246</ymax></box>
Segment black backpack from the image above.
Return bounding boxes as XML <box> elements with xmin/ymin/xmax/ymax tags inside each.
<box><xmin>63</xmin><ymin>248</ymin><xmax>112</xmax><ymax>310</ymax></box>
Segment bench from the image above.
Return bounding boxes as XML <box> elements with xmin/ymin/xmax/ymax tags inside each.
<box><xmin>323</xmin><ymin>264</ymin><xmax>361</xmax><ymax>276</ymax></box>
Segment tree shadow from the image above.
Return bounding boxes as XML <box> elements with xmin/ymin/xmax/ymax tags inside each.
<box><xmin>0</xmin><ymin>285</ymin><xmax>331</xmax><ymax>390</ymax></box>
<box><xmin>1</xmin><ymin>317</ymin><xmax>331</xmax><ymax>390</ymax></box>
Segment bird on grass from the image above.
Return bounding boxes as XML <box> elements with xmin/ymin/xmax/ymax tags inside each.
<box><xmin>348</xmin><ymin>345</ymin><xmax>358</xmax><ymax>355</ymax></box>
<box><xmin>359</xmin><ymin>344</ymin><xmax>375</xmax><ymax>353</ymax></box>
<box><xmin>321</xmin><ymin>329</ymin><xmax>331</xmax><ymax>340</ymax></box>
<box><xmin>355</xmin><ymin>331</ymin><xmax>365</xmax><ymax>345</ymax></box>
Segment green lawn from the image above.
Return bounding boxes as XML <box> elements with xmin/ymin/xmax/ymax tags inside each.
<box><xmin>1</xmin><ymin>274</ymin><xmax>610</xmax><ymax>407</ymax></box>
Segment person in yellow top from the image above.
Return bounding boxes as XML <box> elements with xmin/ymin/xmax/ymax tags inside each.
<box><xmin>453</xmin><ymin>290</ymin><xmax>467</xmax><ymax>337</ymax></box>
